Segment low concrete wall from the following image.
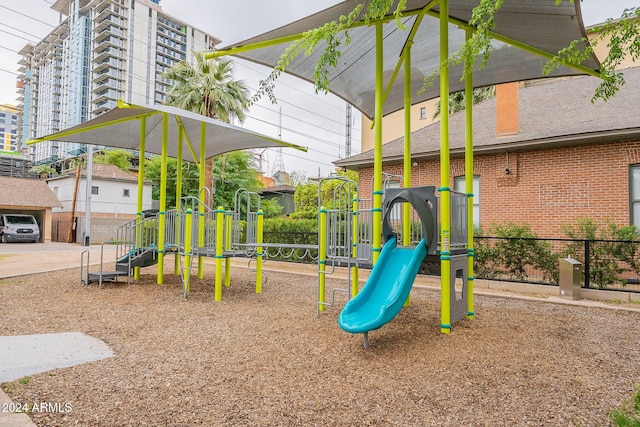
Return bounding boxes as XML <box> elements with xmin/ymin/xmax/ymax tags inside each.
<box><xmin>74</xmin><ymin>215</ymin><xmax>136</xmax><ymax>244</ymax></box>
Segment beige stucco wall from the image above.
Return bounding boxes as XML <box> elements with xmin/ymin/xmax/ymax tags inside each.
<box><xmin>360</xmin><ymin>99</ymin><xmax>440</xmax><ymax>152</ymax></box>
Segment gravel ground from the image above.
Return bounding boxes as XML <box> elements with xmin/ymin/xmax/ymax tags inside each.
<box><xmin>1</xmin><ymin>260</ymin><xmax>639</xmax><ymax>426</ymax></box>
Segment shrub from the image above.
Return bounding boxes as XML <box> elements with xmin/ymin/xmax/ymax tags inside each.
<box><xmin>474</xmin><ymin>223</ymin><xmax>558</xmax><ymax>282</ymax></box>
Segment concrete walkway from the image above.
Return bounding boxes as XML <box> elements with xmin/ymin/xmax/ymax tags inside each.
<box><xmin>0</xmin><ymin>243</ymin><xmax>117</xmax><ymax>427</ymax></box>
<box><xmin>0</xmin><ymin>242</ymin><xmax>117</xmax><ymax>279</ymax></box>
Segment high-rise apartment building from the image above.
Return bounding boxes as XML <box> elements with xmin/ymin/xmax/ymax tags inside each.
<box><xmin>0</xmin><ymin>104</ymin><xmax>20</xmax><ymax>153</ymax></box>
<box><xmin>16</xmin><ymin>0</ymin><xmax>219</xmax><ymax>164</ymax></box>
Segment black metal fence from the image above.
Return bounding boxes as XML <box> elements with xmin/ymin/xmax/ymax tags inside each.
<box><xmin>259</xmin><ymin>230</ymin><xmax>640</xmax><ymax>293</ymax></box>
<box><xmin>474</xmin><ymin>236</ymin><xmax>640</xmax><ymax>293</ymax></box>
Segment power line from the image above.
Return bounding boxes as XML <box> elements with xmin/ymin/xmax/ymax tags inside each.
<box><xmin>0</xmin><ymin>5</ymin><xmax>57</xmax><ymax>28</ymax></box>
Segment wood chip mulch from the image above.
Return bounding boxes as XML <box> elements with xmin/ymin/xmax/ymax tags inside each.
<box><xmin>1</xmin><ymin>260</ymin><xmax>639</xmax><ymax>426</ymax></box>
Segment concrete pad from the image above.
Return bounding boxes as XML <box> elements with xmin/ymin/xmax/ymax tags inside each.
<box><xmin>0</xmin><ymin>389</ymin><xmax>37</xmax><ymax>427</ymax></box>
<box><xmin>0</xmin><ymin>332</ymin><xmax>113</xmax><ymax>383</ymax></box>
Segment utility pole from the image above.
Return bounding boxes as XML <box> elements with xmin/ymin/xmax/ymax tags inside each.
<box><xmin>345</xmin><ymin>103</ymin><xmax>352</xmax><ymax>158</ymax></box>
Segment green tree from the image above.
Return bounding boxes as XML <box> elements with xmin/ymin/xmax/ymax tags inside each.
<box><xmin>144</xmin><ymin>156</ymin><xmax>200</xmax><ymax>208</ymax></box>
<box><xmin>93</xmin><ymin>149</ymin><xmax>132</xmax><ymax>171</ymax></box>
<box><xmin>163</xmin><ymin>52</ymin><xmax>251</xmax><ymax>207</ymax></box>
<box><xmin>211</xmin><ymin>151</ymin><xmax>263</xmax><ymax>210</ymax></box>
<box><xmin>30</xmin><ymin>164</ymin><xmax>57</xmax><ymax>177</ymax></box>
<box><xmin>291</xmin><ymin>170</ymin><xmax>359</xmax><ymax>220</ymax></box>
<box><xmin>433</xmin><ymin>86</ymin><xmax>495</xmax><ymax>119</ymax></box>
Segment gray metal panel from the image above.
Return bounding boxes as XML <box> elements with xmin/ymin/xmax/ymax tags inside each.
<box><xmin>223</xmin><ymin>0</ymin><xmax>599</xmax><ymax>119</ymax></box>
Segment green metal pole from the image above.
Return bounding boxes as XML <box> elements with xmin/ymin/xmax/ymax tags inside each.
<box><xmin>157</xmin><ymin>113</ymin><xmax>169</xmax><ymax>285</ymax></box>
<box><xmin>439</xmin><ymin>0</ymin><xmax>452</xmax><ymax>334</ymax></box>
<box><xmin>403</xmin><ymin>41</ymin><xmax>412</xmax><ymax>247</ymax></box>
<box><xmin>372</xmin><ymin>20</ymin><xmax>384</xmax><ymax>265</ymax></box>
<box><xmin>175</xmin><ymin>125</ymin><xmax>183</xmax><ymax>275</ymax></box>
<box><xmin>403</xmin><ymin>41</ymin><xmax>413</xmax><ymax>308</ymax></box>
<box><xmin>134</xmin><ymin>117</ymin><xmax>146</xmax><ymax>280</ymax></box>
<box><xmin>256</xmin><ymin>209</ymin><xmax>264</xmax><ymax>294</ymax></box>
<box><xmin>351</xmin><ymin>197</ymin><xmax>359</xmax><ymax>297</ymax></box>
<box><xmin>318</xmin><ymin>206</ymin><xmax>327</xmax><ymax>312</ymax></box>
<box><xmin>183</xmin><ymin>208</ymin><xmax>192</xmax><ymax>295</ymax></box>
<box><xmin>465</xmin><ymin>29</ymin><xmax>475</xmax><ymax>320</ymax></box>
<box><xmin>224</xmin><ymin>211</ymin><xmax>231</xmax><ymax>287</ymax></box>
<box><xmin>198</xmin><ymin>122</ymin><xmax>206</xmax><ymax>279</ymax></box>
<box><xmin>214</xmin><ymin>206</ymin><xmax>224</xmax><ymax>301</ymax></box>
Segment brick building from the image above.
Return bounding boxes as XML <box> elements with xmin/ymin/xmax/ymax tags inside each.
<box><xmin>335</xmin><ymin>66</ymin><xmax>640</xmax><ymax>237</ymax></box>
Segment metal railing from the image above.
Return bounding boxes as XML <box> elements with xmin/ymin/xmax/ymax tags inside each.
<box><xmin>474</xmin><ymin>236</ymin><xmax>640</xmax><ymax>292</ymax></box>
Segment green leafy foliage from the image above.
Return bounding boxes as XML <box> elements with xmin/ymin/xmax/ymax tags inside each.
<box><xmin>29</xmin><ymin>164</ymin><xmax>57</xmax><ymax>176</ymax></box>
<box><xmin>163</xmin><ymin>52</ymin><xmax>249</xmax><ymax>121</ymax></box>
<box><xmin>93</xmin><ymin>149</ymin><xmax>133</xmax><ymax>171</ymax></box>
<box><xmin>211</xmin><ymin>152</ymin><xmax>262</xmax><ymax>210</ymax></box>
<box><xmin>290</xmin><ymin>170</ymin><xmax>359</xmax><ymax>220</ymax></box>
<box><xmin>432</xmin><ymin>86</ymin><xmax>495</xmax><ymax>119</ymax></box>
<box><xmin>260</xmin><ymin>198</ymin><xmax>284</xmax><ymax>218</ymax></box>
<box><xmin>609</xmin><ymin>386</ymin><xmax>640</xmax><ymax>427</ymax></box>
<box><xmin>474</xmin><ymin>223</ymin><xmax>558</xmax><ymax>282</ymax></box>
<box><xmin>561</xmin><ymin>218</ymin><xmax>640</xmax><ymax>288</ymax></box>
<box><xmin>144</xmin><ymin>156</ymin><xmax>200</xmax><ymax>208</ymax></box>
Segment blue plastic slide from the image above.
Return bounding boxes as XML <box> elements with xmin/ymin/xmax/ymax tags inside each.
<box><xmin>338</xmin><ymin>237</ymin><xmax>428</xmax><ymax>334</ymax></box>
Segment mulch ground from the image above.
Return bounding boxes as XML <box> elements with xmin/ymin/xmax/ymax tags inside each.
<box><xmin>1</xmin><ymin>260</ymin><xmax>639</xmax><ymax>426</ymax></box>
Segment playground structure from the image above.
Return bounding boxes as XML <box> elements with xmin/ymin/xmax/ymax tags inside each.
<box><xmin>33</xmin><ymin>1</ymin><xmax>605</xmax><ymax>344</ymax></box>
<box><xmin>81</xmin><ymin>173</ymin><xmax>471</xmax><ymax>346</ymax></box>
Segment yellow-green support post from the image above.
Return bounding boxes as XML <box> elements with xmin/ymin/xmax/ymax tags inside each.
<box><xmin>256</xmin><ymin>209</ymin><xmax>264</xmax><ymax>294</ymax></box>
<box><xmin>372</xmin><ymin>20</ymin><xmax>384</xmax><ymax>265</ymax></box>
<box><xmin>439</xmin><ymin>0</ymin><xmax>452</xmax><ymax>334</ymax></box>
<box><xmin>351</xmin><ymin>197</ymin><xmax>359</xmax><ymax>297</ymax></box>
<box><xmin>157</xmin><ymin>113</ymin><xmax>169</xmax><ymax>285</ymax></box>
<box><xmin>174</xmin><ymin>126</ymin><xmax>183</xmax><ymax>275</ymax></box>
<box><xmin>465</xmin><ymin>29</ymin><xmax>475</xmax><ymax>320</ymax></box>
<box><xmin>198</xmin><ymin>122</ymin><xmax>206</xmax><ymax>279</ymax></box>
<box><xmin>214</xmin><ymin>206</ymin><xmax>224</xmax><ymax>301</ymax></box>
<box><xmin>318</xmin><ymin>206</ymin><xmax>327</xmax><ymax>312</ymax></box>
<box><xmin>224</xmin><ymin>211</ymin><xmax>232</xmax><ymax>287</ymax></box>
<box><xmin>134</xmin><ymin>117</ymin><xmax>146</xmax><ymax>280</ymax></box>
<box><xmin>403</xmin><ymin>40</ymin><xmax>413</xmax><ymax>307</ymax></box>
<box><xmin>183</xmin><ymin>208</ymin><xmax>192</xmax><ymax>294</ymax></box>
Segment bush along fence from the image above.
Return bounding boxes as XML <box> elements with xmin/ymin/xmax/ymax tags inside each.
<box><xmin>474</xmin><ymin>236</ymin><xmax>640</xmax><ymax>292</ymax></box>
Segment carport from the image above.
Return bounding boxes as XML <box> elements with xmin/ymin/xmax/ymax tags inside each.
<box><xmin>0</xmin><ymin>176</ymin><xmax>63</xmax><ymax>243</ymax></box>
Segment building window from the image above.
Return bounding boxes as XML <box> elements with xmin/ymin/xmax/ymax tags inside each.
<box><xmin>630</xmin><ymin>165</ymin><xmax>640</xmax><ymax>227</ymax></box>
<box><xmin>123</xmin><ymin>189</ymin><xmax>130</xmax><ymax>197</ymax></box>
<box><xmin>91</xmin><ymin>186</ymin><xmax>99</xmax><ymax>195</ymax></box>
<box><xmin>420</xmin><ymin>107</ymin><xmax>427</xmax><ymax>120</ymax></box>
<box><xmin>454</xmin><ymin>175</ymin><xmax>480</xmax><ymax>228</ymax></box>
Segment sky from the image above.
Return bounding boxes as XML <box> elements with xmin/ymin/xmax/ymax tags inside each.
<box><xmin>0</xmin><ymin>0</ymin><xmax>638</xmax><ymax>177</ymax></box>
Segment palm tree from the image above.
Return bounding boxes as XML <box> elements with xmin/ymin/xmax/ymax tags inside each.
<box><xmin>432</xmin><ymin>86</ymin><xmax>495</xmax><ymax>119</ymax></box>
<box><xmin>163</xmin><ymin>52</ymin><xmax>250</xmax><ymax>208</ymax></box>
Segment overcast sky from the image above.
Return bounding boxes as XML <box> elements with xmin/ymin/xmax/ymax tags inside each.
<box><xmin>0</xmin><ymin>0</ymin><xmax>637</xmax><ymax>177</ymax></box>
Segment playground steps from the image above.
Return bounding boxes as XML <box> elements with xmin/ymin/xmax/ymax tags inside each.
<box><xmin>84</xmin><ymin>247</ymin><xmax>158</xmax><ymax>284</ymax></box>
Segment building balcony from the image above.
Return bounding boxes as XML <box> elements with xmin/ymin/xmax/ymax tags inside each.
<box><xmin>91</xmin><ymin>99</ymin><xmax>117</xmax><ymax>115</ymax></box>
<box><xmin>93</xmin><ymin>15</ymin><xmax>126</xmax><ymax>33</ymax></box>
<box><xmin>93</xmin><ymin>67</ymin><xmax>123</xmax><ymax>81</ymax></box>
<box><xmin>93</xmin><ymin>34</ymin><xmax>125</xmax><ymax>51</ymax></box>
<box><xmin>93</xmin><ymin>47</ymin><xmax>124</xmax><ymax>63</ymax></box>
<box><xmin>92</xmin><ymin>78</ymin><xmax>122</xmax><ymax>93</ymax></box>
<box><xmin>92</xmin><ymin>60</ymin><xmax>124</xmax><ymax>74</ymax></box>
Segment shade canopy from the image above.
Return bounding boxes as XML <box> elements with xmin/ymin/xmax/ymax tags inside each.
<box><xmin>216</xmin><ymin>0</ymin><xmax>600</xmax><ymax>119</ymax></box>
<box><xmin>27</xmin><ymin>102</ymin><xmax>307</xmax><ymax>162</ymax></box>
